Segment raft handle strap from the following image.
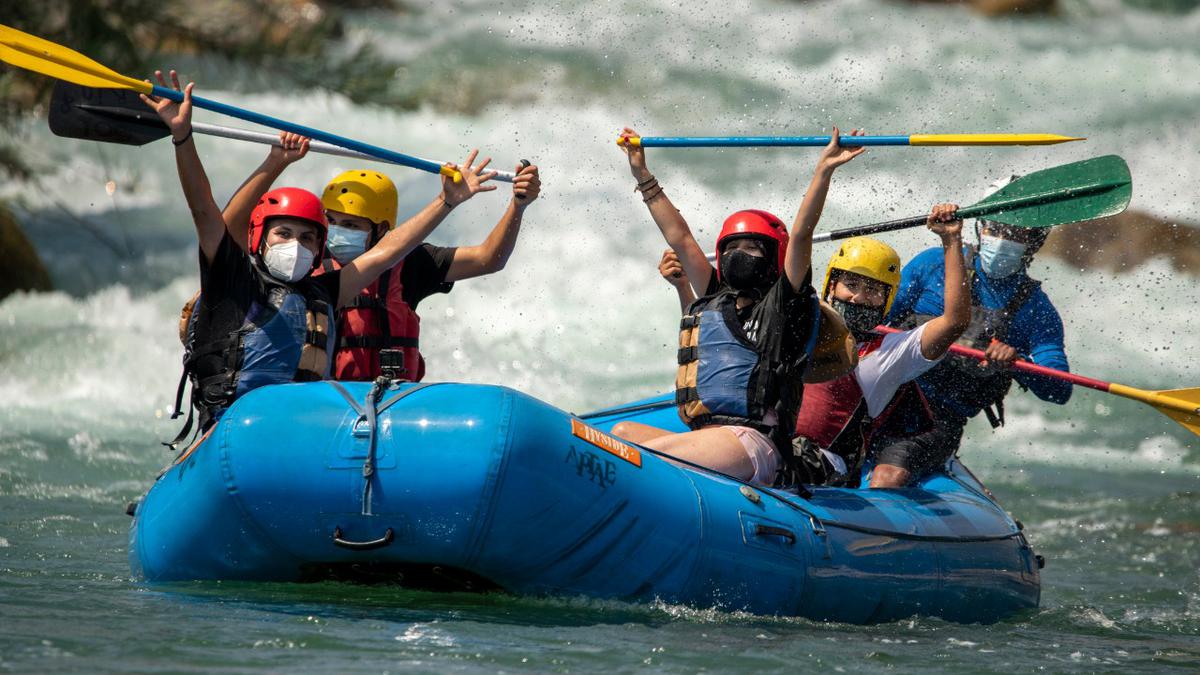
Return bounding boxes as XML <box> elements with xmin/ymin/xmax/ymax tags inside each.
<box><xmin>360</xmin><ymin>379</ymin><xmax>385</xmax><ymax>515</ymax></box>
<box><xmin>753</xmin><ymin>523</ymin><xmax>796</xmax><ymax>545</ymax></box>
<box><xmin>332</xmin><ymin>526</ymin><xmax>394</xmax><ymax>551</ymax></box>
<box><xmin>328</xmin><ymin>381</ymin><xmax>366</xmax><ymax>418</ymax></box>
<box><xmin>327</xmin><ymin>379</ymin><xmax>443</xmax><ymax>516</ymax></box>
<box><xmin>326</xmin><ymin>380</ymin><xmax>441</xmax><ymax>420</ymax></box>
<box><xmin>375</xmin><ymin>382</ymin><xmax>439</xmax><ymax>416</ymax></box>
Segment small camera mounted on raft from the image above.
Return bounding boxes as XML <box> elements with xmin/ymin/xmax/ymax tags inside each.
<box><xmin>379</xmin><ymin>349</ymin><xmax>407</xmax><ymax>381</ymax></box>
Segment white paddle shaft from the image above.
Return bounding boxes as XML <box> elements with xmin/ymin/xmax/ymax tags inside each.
<box><xmin>190</xmin><ymin>121</ymin><xmax>518</xmax><ymax>182</ymax></box>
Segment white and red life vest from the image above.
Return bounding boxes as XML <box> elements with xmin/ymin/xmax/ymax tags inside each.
<box><xmin>793</xmin><ymin>337</ymin><xmax>933</xmax><ymax>481</ymax></box>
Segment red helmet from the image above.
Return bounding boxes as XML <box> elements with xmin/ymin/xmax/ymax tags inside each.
<box><xmin>715</xmin><ymin>209</ymin><xmax>789</xmax><ymax>280</ymax></box>
<box><xmin>248</xmin><ymin>187</ymin><xmax>328</xmax><ymax>269</ymax></box>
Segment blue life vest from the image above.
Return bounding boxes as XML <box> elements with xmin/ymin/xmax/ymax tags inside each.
<box><xmin>172</xmin><ymin>263</ymin><xmax>336</xmax><ymax>437</ymax></box>
<box><xmin>232</xmin><ymin>285</ymin><xmax>335</xmax><ymax>399</ymax></box>
<box><xmin>899</xmin><ymin>247</ymin><xmax>1039</xmax><ymax>427</ymax></box>
<box><xmin>675</xmin><ymin>290</ymin><xmax>816</xmax><ymax>437</ymax></box>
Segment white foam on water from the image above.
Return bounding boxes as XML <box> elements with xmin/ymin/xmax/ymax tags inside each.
<box><xmin>2</xmin><ymin>0</ymin><xmax>1198</xmax><ymax>466</ymax></box>
<box><xmin>0</xmin><ymin>281</ymin><xmax>192</xmax><ymax>438</ymax></box>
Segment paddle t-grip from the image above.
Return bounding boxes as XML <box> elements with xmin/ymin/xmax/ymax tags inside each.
<box><xmin>515</xmin><ymin>159</ymin><xmax>531</xmax><ymax>201</ymax></box>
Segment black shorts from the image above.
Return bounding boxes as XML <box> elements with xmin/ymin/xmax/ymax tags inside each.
<box><xmin>873</xmin><ymin>414</ymin><xmax>966</xmax><ymax>477</ymax></box>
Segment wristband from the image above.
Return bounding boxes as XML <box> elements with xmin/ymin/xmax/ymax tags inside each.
<box><xmin>635</xmin><ymin>178</ymin><xmax>659</xmax><ymax>194</ymax></box>
<box><xmin>172</xmin><ymin>128</ymin><xmax>194</xmax><ymax>146</ymax></box>
<box><xmin>642</xmin><ymin>185</ymin><xmax>665</xmax><ymax>203</ymax></box>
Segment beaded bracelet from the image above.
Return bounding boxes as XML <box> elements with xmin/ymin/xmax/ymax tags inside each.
<box><xmin>635</xmin><ymin>178</ymin><xmax>659</xmax><ymax>194</ymax></box>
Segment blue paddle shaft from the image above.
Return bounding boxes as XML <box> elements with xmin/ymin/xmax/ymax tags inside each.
<box><xmin>637</xmin><ymin>136</ymin><xmax>912</xmax><ymax>147</ymax></box>
<box><xmin>151</xmin><ymin>85</ymin><xmax>446</xmax><ymax>176</ymax></box>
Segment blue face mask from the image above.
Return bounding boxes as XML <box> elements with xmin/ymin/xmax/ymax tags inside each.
<box><xmin>326</xmin><ymin>225</ymin><xmax>370</xmax><ymax>264</ymax></box>
<box><xmin>978</xmin><ymin>234</ymin><xmax>1027</xmax><ymax>279</ymax></box>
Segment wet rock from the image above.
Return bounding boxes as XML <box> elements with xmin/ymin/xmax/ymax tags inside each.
<box><xmin>0</xmin><ymin>204</ymin><xmax>53</xmax><ymax>301</ymax></box>
<box><xmin>1041</xmin><ymin>209</ymin><xmax>1200</xmax><ymax>275</ymax></box>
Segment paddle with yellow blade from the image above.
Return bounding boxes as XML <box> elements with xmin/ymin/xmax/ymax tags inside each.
<box><xmin>618</xmin><ymin>133</ymin><xmax>1084</xmax><ymax>148</ymax></box>
<box><xmin>875</xmin><ymin>327</ymin><xmax>1200</xmax><ymax>437</ymax></box>
<box><xmin>0</xmin><ymin>24</ymin><xmax>463</xmax><ymax>182</ymax></box>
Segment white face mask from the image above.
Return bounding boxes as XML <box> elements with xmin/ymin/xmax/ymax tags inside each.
<box><xmin>978</xmin><ymin>234</ymin><xmax>1027</xmax><ymax>279</ymax></box>
<box><xmin>326</xmin><ymin>225</ymin><xmax>370</xmax><ymax>264</ymax></box>
<box><xmin>263</xmin><ymin>240</ymin><xmax>314</xmax><ymax>282</ymax></box>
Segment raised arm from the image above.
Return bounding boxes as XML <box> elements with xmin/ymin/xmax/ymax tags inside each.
<box><xmin>619</xmin><ymin>127</ymin><xmax>713</xmax><ymax>297</ymax></box>
<box><xmin>338</xmin><ymin>149</ymin><xmax>496</xmax><ymax>308</ymax></box>
<box><xmin>659</xmin><ymin>248</ymin><xmax>697</xmax><ymax>312</ymax></box>
<box><xmin>918</xmin><ymin>204</ymin><xmax>971</xmax><ymax>359</ymax></box>
<box><xmin>140</xmin><ymin>70</ymin><xmax>224</xmax><ymax>265</ymax></box>
<box><xmin>445</xmin><ymin>163</ymin><xmax>541</xmax><ymax>282</ymax></box>
<box><xmin>221</xmin><ymin>132</ymin><xmax>311</xmax><ymax>253</ymax></box>
<box><xmin>784</xmin><ymin>127</ymin><xmax>866</xmax><ymax>292</ymax></box>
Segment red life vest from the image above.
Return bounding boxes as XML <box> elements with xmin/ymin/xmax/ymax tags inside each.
<box><xmin>315</xmin><ymin>258</ymin><xmax>424</xmax><ymax>381</ymax></box>
<box><xmin>794</xmin><ymin>336</ymin><xmax>933</xmax><ymax>471</ymax></box>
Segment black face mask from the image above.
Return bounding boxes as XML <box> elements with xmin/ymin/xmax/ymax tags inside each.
<box><xmin>830</xmin><ymin>298</ymin><xmax>884</xmax><ymax>342</ymax></box>
<box><xmin>720</xmin><ymin>250</ymin><xmax>775</xmax><ymax>292</ymax></box>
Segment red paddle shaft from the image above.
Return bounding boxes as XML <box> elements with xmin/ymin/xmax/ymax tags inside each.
<box><xmin>873</xmin><ymin>326</ymin><xmax>1110</xmax><ymax>393</ymax></box>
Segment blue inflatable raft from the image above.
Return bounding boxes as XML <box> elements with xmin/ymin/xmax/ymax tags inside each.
<box><xmin>130</xmin><ymin>381</ymin><xmax>1041</xmax><ymax>624</ymax></box>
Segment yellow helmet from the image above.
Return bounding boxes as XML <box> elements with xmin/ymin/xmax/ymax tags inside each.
<box><xmin>822</xmin><ymin>237</ymin><xmax>902</xmax><ymax>316</ymax></box>
<box><xmin>321</xmin><ymin>170</ymin><xmax>398</xmax><ymax>230</ymax></box>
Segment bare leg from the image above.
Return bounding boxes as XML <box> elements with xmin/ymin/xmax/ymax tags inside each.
<box><xmin>870</xmin><ymin>463</ymin><xmax>911</xmax><ymax>488</ymax></box>
<box><xmin>643</xmin><ymin>427</ymin><xmax>755</xmax><ymax>481</ymax></box>
<box><xmin>611</xmin><ymin>421</ymin><xmax>675</xmax><ymax>445</ymax></box>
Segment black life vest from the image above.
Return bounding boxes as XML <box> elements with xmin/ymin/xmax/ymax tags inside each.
<box><xmin>169</xmin><ymin>262</ymin><xmax>336</xmax><ymax>444</ymax></box>
<box><xmin>900</xmin><ymin>246</ymin><xmax>1039</xmax><ymax>427</ymax></box>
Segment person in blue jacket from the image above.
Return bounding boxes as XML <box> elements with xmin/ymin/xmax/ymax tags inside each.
<box><xmin>882</xmin><ymin>176</ymin><xmax>1071</xmax><ymax>486</ymax></box>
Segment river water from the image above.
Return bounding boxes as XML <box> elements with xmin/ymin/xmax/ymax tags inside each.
<box><xmin>2</xmin><ymin>0</ymin><xmax>1198</xmax><ymax>671</ymax></box>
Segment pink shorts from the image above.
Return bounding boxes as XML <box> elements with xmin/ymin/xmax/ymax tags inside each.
<box><xmin>726</xmin><ymin>426</ymin><xmax>781</xmax><ymax>486</ymax></box>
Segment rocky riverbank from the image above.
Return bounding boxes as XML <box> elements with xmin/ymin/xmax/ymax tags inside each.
<box><xmin>0</xmin><ymin>204</ymin><xmax>53</xmax><ymax>299</ymax></box>
<box><xmin>1043</xmin><ymin>209</ymin><xmax>1200</xmax><ymax>274</ymax></box>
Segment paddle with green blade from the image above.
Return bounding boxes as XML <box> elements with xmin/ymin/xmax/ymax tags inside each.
<box><xmin>46</xmin><ymin>82</ymin><xmax>520</xmax><ymax>182</ymax></box>
<box><xmin>703</xmin><ymin>155</ymin><xmax>1132</xmax><ymax>267</ymax></box>
<box><xmin>0</xmin><ymin>23</ymin><xmax>464</xmax><ymax>182</ymax></box>
<box><xmin>813</xmin><ymin>155</ymin><xmax>1131</xmax><ymax>243</ymax></box>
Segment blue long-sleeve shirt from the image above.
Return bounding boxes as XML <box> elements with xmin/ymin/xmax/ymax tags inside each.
<box><xmin>886</xmin><ymin>246</ymin><xmax>1071</xmax><ymax>417</ymax></box>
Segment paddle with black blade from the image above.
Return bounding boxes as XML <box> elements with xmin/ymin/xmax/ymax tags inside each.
<box><xmin>0</xmin><ymin>24</ymin><xmax>463</xmax><ymax>182</ymax></box>
<box><xmin>814</xmin><ymin>154</ymin><xmax>1132</xmax><ymax>243</ymax></box>
<box><xmin>47</xmin><ymin>82</ymin><xmax>521</xmax><ymax>182</ymax></box>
